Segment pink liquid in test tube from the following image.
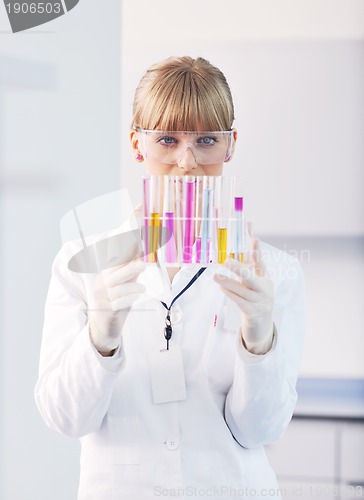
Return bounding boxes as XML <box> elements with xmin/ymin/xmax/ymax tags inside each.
<box><xmin>235</xmin><ymin>196</ymin><xmax>243</xmax><ymax>212</ymax></box>
<box><xmin>183</xmin><ymin>179</ymin><xmax>195</xmax><ymax>263</ymax></box>
<box><xmin>234</xmin><ymin>196</ymin><xmax>244</xmax><ymax>261</ymax></box>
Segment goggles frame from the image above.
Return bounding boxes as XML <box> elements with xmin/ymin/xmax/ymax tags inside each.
<box><xmin>136</xmin><ymin>128</ymin><xmax>234</xmax><ymax>165</ymax></box>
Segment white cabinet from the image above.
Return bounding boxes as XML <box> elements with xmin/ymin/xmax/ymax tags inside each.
<box><xmin>265</xmin><ymin>419</ymin><xmax>364</xmax><ymax>500</ymax></box>
<box><xmin>266</xmin><ymin>420</ymin><xmax>336</xmax><ymax>480</ymax></box>
<box><xmin>341</xmin><ymin>423</ymin><xmax>364</xmax><ymax>486</ymax></box>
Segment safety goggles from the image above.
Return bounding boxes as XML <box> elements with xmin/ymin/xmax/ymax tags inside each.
<box><xmin>136</xmin><ymin>129</ymin><xmax>234</xmax><ymax>165</ymax></box>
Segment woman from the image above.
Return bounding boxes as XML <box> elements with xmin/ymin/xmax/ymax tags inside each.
<box><xmin>35</xmin><ymin>56</ymin><xmax>305</xmax><ymax>499</ymax></box>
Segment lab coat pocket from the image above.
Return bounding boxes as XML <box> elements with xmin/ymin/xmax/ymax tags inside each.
<box><xmin>108</xmin><ymin>416</ymin><xmax>141</xmax><ymax>465</ymax></box>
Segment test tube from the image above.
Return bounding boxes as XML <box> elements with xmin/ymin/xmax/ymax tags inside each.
<box><xmin>175</xmin><ymin>176</ymin><xmax>184</xmax><ymax>265</ymax></box>
<box><xmin>195</xmin><ymin>237</ymin><xmax>201</xmax><ymax>263</ymax></box>
<box><xmin>163</xmin><ymin>175</ymin><xmax>176</xmax><ymax>264</ymax></box>
<box><xmin>149</xmin><ymin>175</ymin><xmax>161</xmax><ymax>263</ymax></box>
<box><xmin>183</xmin><ymin>176</ymin><xmax>196</xmax><ymax>263</ymax></box>
<box><xmin>200</xmin><ymin>176</ymin><xmax>213</xmax><ymax>264</ymax></box>
<box><xmin>194</xmin><ymin>177</ymin><xmax>203</xmax><ymax>234</ymax></box>
<box><xmin>235</xmin><ymin>196</ymin><xmax>244</xmax><ymax>262</ymax></box>
<box><xmin>228</xmin><ymin>215</ymin><xmax>236</xmax><ymax>260</ymax></box>
<box><xmin>212</xmin><ymin>176</ymin><xmax>221</xmax><ymax>263</ymax></box>
<box><xmin>217</xmin><ymin>227</ymin><xmax>227</xmax><ymax>264</ymax></box>
<box><xmin>142</xmin><ymin>176</ymin><xmax>150</xmax><ymax>261</ymax></box>
<box><xmin>216</xmin><ymin>176</ymin><xmax>229</xmax><ymax>264</ymax></box>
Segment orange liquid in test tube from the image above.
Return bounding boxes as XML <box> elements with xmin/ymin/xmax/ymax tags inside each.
<box><xmin>149</xmin><ymin>212</ymin><xmax>161</xmax><ymax>263</ymax></box>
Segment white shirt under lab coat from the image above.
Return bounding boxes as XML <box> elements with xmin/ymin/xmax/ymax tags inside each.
<box><xmin>35</xmin><ymin>238</ymin><xmax>305</xmax><ymax>500</ymax></box>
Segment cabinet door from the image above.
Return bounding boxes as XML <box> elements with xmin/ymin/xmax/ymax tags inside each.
<box><xmin>277</xmin><ymin>480</ymin><xmax>339</xmax><ymax>500</ymax></box>
<box><xmin>265</xmin><ymin>420</ymin><xmax>337</xmax><ymax>480</ymax></box>
<box><xmin>340</xmin><ymin>486</ymin><xmax>364</xmax><ymax>500</ymax></box>
<box><xmin>340</xmin><ymin>423</ymin><xmax>364</xmax><ymax>484</ymax></box>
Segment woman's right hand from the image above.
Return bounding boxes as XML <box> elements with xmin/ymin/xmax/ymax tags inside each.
<box><xmin>89</xmin><ymin>260</ymin><xmax>146</xmax><ymax>356</ymax></box>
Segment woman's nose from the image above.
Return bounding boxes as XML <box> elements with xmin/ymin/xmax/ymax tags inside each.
<box><xmin>176</xmin><ymin>145</ymin><xmax>197</xmax><ymax>171</ymax></box>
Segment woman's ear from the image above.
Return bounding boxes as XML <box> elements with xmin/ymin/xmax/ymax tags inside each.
<box><xmin>130</xmin><ymin>129</ymin><xmax>144</xmax><ymax>162</ymax></box>
<box><xmin>225</xmin><ymin>128</ymin><xmax>238</xmax><ymax>163</ymax></box>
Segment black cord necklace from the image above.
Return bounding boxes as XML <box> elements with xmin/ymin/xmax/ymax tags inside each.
<box><xmin>160</xmin><ymin>267</ymin><xmax>206</xmax><ymax>350</ymax></box>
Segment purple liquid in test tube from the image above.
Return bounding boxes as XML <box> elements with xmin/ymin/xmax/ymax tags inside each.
<box><xmin>234</xmin><ymin>196</ymin><xmax>244</xmax><ymax>259</ymax></box>
<box><xmin>183</xmin><ymin>179</ymin><xmax>195</xmax><ymax>263</ymax></box>
<box><xmin>235</xmin><ymin>196</ymin><xmax>243</xmax><ymax>212</ymax></box>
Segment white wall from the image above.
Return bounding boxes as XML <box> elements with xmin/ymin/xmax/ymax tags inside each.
<box><xmin>123</xmin><ymin>0</ymin><xmax>364</xmax><ymax>41</ymax></box>
<box><xmin>0</xmin><ymin>1</ymin><xmax>121</xmax><ymax>499</ymax></box>
<box><xmin>121</xmin><ymin>0</ymin><xmax>364</xmax><ymax>378</ymax></box>
<box><xmin>1</xmin><ymin>2</ymin><xmax>363</xmax><ymax>499</ymax></box>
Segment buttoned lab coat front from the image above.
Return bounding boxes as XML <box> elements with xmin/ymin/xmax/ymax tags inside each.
<box><xmin>35</xmin><ymin>238</ymin><xmax>305</xmax><ymax>500</ymax></box>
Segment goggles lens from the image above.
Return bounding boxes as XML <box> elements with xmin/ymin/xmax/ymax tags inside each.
<box><xmin>137</xmin><ymin>129</ymin><xmax>233</xmax><ymax>165</ymax></box>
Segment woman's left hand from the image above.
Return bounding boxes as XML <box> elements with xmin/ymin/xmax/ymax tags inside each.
<box><xmin>213</xmin><ymin>237</ymin><xmax>274</xmax><ymax>354</ymax></box>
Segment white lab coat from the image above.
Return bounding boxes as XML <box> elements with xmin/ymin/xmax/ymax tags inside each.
<box><xmin>35</xmin><ymin>237</ymin><xmax>305</xmax><ymax>500</ymax></box>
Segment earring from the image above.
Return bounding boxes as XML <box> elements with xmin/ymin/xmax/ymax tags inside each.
<box><xmin>135</xmin><ymin>153</ymin><xmax>144</xmax><ymax>161</ymax></box>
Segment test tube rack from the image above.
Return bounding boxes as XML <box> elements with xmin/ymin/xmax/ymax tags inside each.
<box><xmin>142</xmin><ymin>175</ymin><xmax>247</xmax><ymax>266</ymax></box>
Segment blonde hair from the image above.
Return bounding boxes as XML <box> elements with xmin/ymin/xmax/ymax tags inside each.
<box><xmin>132</xmin><ymin>56</ymin><xmax>234</xmax><ymax>131</ymax></box>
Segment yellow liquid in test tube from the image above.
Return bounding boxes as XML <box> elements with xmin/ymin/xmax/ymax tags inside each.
<box><xmin>217</xmin><ymin>228</ymin><xmax>227</xmax><ymax>264</ymax></box>
<box><xmin>149</xmin><ymin>212</ymin><xmax>161</xmax><ymax>263</ymax></box>
<box><xmin>228</xmin><ymin>251</ymin><xmax>244</xmax><ymax>262</ymax></box>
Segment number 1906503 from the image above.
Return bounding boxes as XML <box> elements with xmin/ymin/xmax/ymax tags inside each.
<box><xmin>5</xmin><ymin>2</ymin><xmax>62</xmax><ymax>14</ymax></box>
